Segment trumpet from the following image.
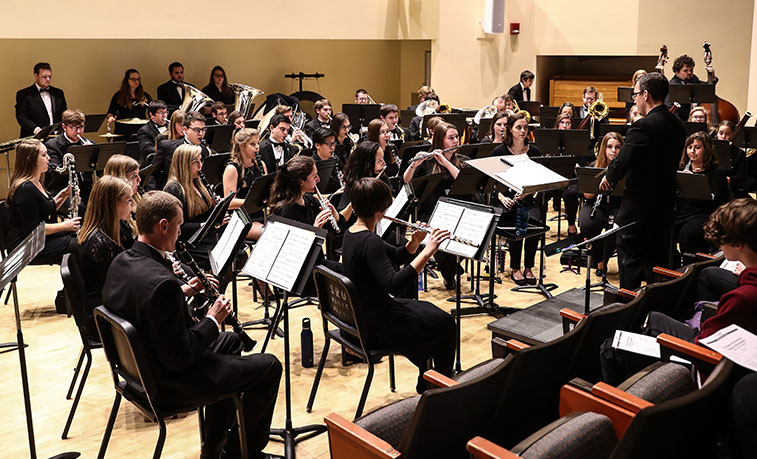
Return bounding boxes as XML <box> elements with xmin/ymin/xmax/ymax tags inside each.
<box><xmin>174</xmin><ymin>242</ymin><xmax>256</xmax><ymax>352</ymax></box>
<box><xmin>381</xmin><ymin>215</ymin><xmax>478</xmax><ymax>247</ymax></box>
<box><xmin>314</xmin><ymin>185</ymin><xmax>339</xmax><ymax>232</ymax></box>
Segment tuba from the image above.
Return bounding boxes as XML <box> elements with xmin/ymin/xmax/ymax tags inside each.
<box><xmin>473</xmin><ymin>105</ymin><xmax>497</xmax><ymax>124</ymax></box>
<box><xmin>416</xmin><ymin>99</ymin><xmax>439</xmax><ymax>117</ymax></box>
<box><xmin>230</xmin><ymin>83</ymin><xmax>264</xmax><ymax>119</ymax></box>
<box><xmin>179</xmin><ymin>84</ymin><xmax>214</xmax><ymax>113</ymax></box>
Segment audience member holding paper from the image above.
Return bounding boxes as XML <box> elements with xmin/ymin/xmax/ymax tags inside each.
<box><xmin>403</xmin><ymin>122</ymin><xmax>469</xmax><ymax>289</ymax></box>
<box><xmin>269</xmin><ymin>156</ymin><xmax>348</xmax><ymax>297</ymax></box>
<box><xmin>600</xmin><ymin>198</ymin><xmax>757</xmax><ymax>384</ymax></box>
<box><xmin>491</xmin><ymin>113</ymin><xmax>543</xmax><ymax>286</ymax></box>
<box><xmin>342</xmin><ymin>177</ymin><xmax>455</xmax><ymax>394</ymax></box>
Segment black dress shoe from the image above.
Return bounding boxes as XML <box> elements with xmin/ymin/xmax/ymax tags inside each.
<box><xmin>510</xmin><ymin>273</ymin><xmax>527</xmax><ymax>286</ymax></box>
<box><xmin>525</xmin><ymin>276</ymin><xmax>537</xmax><ymax>285</ymax></box>
<box><xmin>444</xmin><ymin>278</ymin><xmax>457</xmax><ymax>290</ymax></box>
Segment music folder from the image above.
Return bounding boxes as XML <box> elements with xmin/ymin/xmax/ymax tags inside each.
<box><xmin>187</xmin><ymin>191</ymin><xmax>235</xmax><ymax>248</ymax></box>
<box><xmin>424</xmin><ymin>197</ymin><xmax>500</xmax><ymax>261</ymax></box>
<box><xmin>575</xmin><ymin>167</ymin><xmax>625</xmax><ymax>197</ymax></box>
<box><xmin>377</xmin><ymin>183</ymin><xmax>414</xmax><ymax>239</ymax></box>
<box><xmin>241</xmin><ymin>216</ymin><xmax>327</xmax><ymax>295</ymax></box>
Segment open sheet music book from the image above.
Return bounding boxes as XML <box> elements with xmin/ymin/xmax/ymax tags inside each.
<box><xmin>209</xmin><ymin>209</ymin><xmax>252</xmax><ymax>277</ymax></box>
<box><xmin>699</xmin><ymin>325</ymin><xmax>757</xmax><ymax>372</ymax></box>
<box><xmin>376</xmin><ymin>184</ymin><xmax>413</xmax><ymax>237</ymax></box>
<box><xmin>241</xmin><ymin>219</ymin><xmax>318</xmax><ymax>293</ymax></box>
<box><xmin>425</xmin><ymin>198</ymin><xmax>495</xmax><ymax>259</ymax></box>
<box><xmin>494</xmin><ymin>155</ymin><xmax>571</xmax><ymax>194</ymax></box>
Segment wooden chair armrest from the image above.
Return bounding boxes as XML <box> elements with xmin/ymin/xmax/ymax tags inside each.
<box><xmin>695</xmin><ymin>252</ymin><xmax>717</xmax><ymax>260</ymax></box>
<box><xmin>506</xmin><ymin>339</ymin><xmax>530</xmax><ymax>352</ymax></box>
<box><xmin>592</xmin><ymin>382</ymin><xmax>653</xmax><ymax>413</ymax></box>
<box><xmin>656</xmin><ymin>334</ymin><xmax>722</xmax><ymax>367</ymax></box>
<box><xmin>653</xmin><ymin>266</ymin><xmax>683</xmax><ymax>278</ymax></box>
<box><xmin>560</xmin><ymin>308</ymin><xmax>586</xmax><ymax>323</ymax></box>
<box><xmin>466</xmin><ymin>436</ymin><xmax>520</xmax><ymax>459</ymax></box>
<box><xmin>559</xmin><ymin>385</ymin><xmax>636</xmax><ymax>439</ymax></box>
<box><xmin>423</xmin><ymin>369</ymin><xmax>458</xmax><ymax>388</ymax></box>
<box><xmin>617</xmin><ymin>288</ymin><xmax>638</xmax><ymax>299</ymax></box>
<box><xmin>324</xmin><ymin>413</ymin><xmax>402</xmax><ymax>459</ymax></box>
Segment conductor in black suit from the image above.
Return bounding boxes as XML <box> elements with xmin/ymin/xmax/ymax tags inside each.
<box><xmin>15</xmin><ymin>62</ymin><xmax>67</xmax><ymax>137</ymax></box>
<box><xmin>507</xmin><ymin>70</ymin><xmax>534</xmax><ymax>102</ymax></box>
<box><xmin>259</xmin><ymin>114</ymin><xmax>297</xmax><ymax>173</ymax></box>
<box><xmin>151</xmin><ymin>111</ymin><xmax>215</xmax><ymax>190</ymax></box>
<box><xmin>601</xmin><ymin>72</ymin><xmax>686</xmax><ymax>289</ymax></box>
<box><xmin>102</xmin><ymin>191</ymin><xmax>282</xmax><ymax>459</ymax></box>
<box><xmin>156</xmin><ymin>62</ymin><xmax>190</xmax><ymax>112</ymax></box>
<box><xmin>136</xmin><ymin>100</ymin><xmax>168</xmax><ymax>167</ymax></box>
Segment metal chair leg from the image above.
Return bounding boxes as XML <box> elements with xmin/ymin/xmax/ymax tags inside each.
<box><xmin>354</xmin><ymin>364</ymin><xmax>375</xmax><ymax>421</ymax></box>
<box><xmin>65</xmin><ymin>346</ymin><xmax>85</xmax><ymax>400</ymax></box>
<box><xmin>62</xmin><ymin>350</ymin><xmax>92</xmax><ymax>439</ymax></box>
<box><xmin>388</xmin><ymin>354</ymin><xmax>396</xmax><ymax>392</ymax></box>
<box><xmin>306</xmin><ymin>338</ymin><xmax>331</xmax><ymax>413</ymax></box>
<box><xmin>152</xmin><ymin>418</ymin><xmax>167</xmax><ymax>459</ymax></box>
<box><xmin>97</xmin><ymin>393</ymin><xmax>122</xmax><ymax>459</ymax></box>
<box><xmin>233</xmin><ymin>396</ymin><xmax>249</xmax><ymax>459</ymax></box>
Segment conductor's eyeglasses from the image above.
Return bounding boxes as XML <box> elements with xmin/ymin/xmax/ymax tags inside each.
<box><xmin>631</xmin><ymin>91</ymin><xmax>642</xmax><ymax>99</ymax></box>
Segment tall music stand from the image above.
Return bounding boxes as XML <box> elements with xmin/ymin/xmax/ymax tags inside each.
<box><xmin>532</xmin><ymin>128</ymin><xmax>590</xmax><ymax>156</ymax></box>
<box><xmin>398</xmin><ymin>143</ymin><xmax>430</xmax><ymax>176</ymax></box>
<box><xmin>242</xmin><ymin>216</ymin><xmax>328</xmax><ymax>458</ymax></box>
<box><xmin>3</xmin><ymin>224</ymin><xmax>80</xmax><ymax>459</ymax></box>
<box><xmin>617</xmin><ymin>87</ymin><xmax>634</xmax><ymax>104</ymax></box>
<box><xmin>668</xmin><ymin>84</ymin><xmax>716</xmax><ymax>106</ymax></box>
<box><xmin>425</xmin><ymin>198</ymin><xmax>500</xmax><ymax>372</ymax></box>
<box><xmin>206</xmin><ymin>124</ymin><xmax>235</xmax><ymax>153</ymax></box>
<box><xmin>342</xmin><ymin>104</ymin><xmax>380</xmax><ymax>134</ymax></box>
<box><xmin>201</xmin><ymin>153</ymin><xmax>232</xmax><ymax>185</ymax></box>
<box><xmin>672</xmin><ymin>172</ymin><xmax>714</xmax><ymax>266</ymax></box>
<box><xmin>730</xmin><ymin>126</ymin><xmax>757</xmax><ymax>150</ymax></box>
<box><xmin>83</xmin><ymin>114</ymin><xmax>107</xmax><ymax>133</ymax></box>
<box><xmin>94</xmin><ymin>142</ymin><xmax>128</xmax><ymax>174</ymax></box>
<box><xmin>314</xmin><ymin>158</ymin><xmax>336</xmax><ymax>190</ymax></box>
<box><xmin>683</xmin><ymin>122</ymin><xmax>709</xmax><ymax>137</ymax></box>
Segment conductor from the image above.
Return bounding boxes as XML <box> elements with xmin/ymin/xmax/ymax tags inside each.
<box><xmin>600</xmin><ymin>72</ymin><xmax>686</xmax><ymax>289</ymax></box>
<box><xmin>102</xmin><ymin>191</ymin><xmax>282</xmax><ymax>459</ymax></box>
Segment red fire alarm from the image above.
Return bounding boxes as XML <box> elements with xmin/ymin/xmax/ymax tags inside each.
<box><xmin>510</xmin><ymin>23</ymin><xmax>520</xmax><ymax>35</ymax></box>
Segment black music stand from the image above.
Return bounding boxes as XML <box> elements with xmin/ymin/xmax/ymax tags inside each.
<box><xmin>245</xmin><ymin>119</ymin><xmax>261</xmax><ymax>129</ymax></box>
<box><xmin>457</xmin><ymin>142</ymin><xmax>497</xmax><ymax>160</ymax></box>
<box><xmin>201</xmin><ymin>153</ymin><xmax>231</xmax><ymax>185</ymax></box>
<box><xmin>398</xmin><ymin>143</ymin><xmax>429</xmax><ymax>176</ymax></box>
<box><xmin>598</xmin><ymin>124</ymin><xmax>629</xmax><ymax>138</ymax></box>
<box><xmin>520</xmin><ymin>101</ymin><xmax>542</xmax><ymax>119</ymax></box>
<box><xmin>187</xmin><ymin>192</ymin><xmax>234</xmax><ymax>248</ymax></box>
<box><xmin>209</xmin><ymin>209</ymin><xmax>253</xmax><ymax>278</ymax></box>
<box><xmin>240</xmin><ymin>173</ymin><xmax>282</xmax><ymax>336</ymax></box>
<box><xmin>409</xmin><ymin>172</ymin><xmax>445</xmax><ymax>212</ymax></box>
<box><xmin>83</xmin><ymin>114</ymin><xmax>107</xmax><ymax>133</ymax></box>
<box><xmin>94</xmin><ymin>142</ymin><xmax>128</xmax><ymax>173</ymax></box>
<box><xmin>712</xmin><ymin>139</ymin><xmax>733</xmax><ymax>169</ymax></box>
<box><xmin>425</xmin><ymin>198</ymin><xmax>500</xmax><ymax>372</ymax></box>
<box><xmin>668</xmin><ymin>84</ymin><xmax>716</xmax><ymax>106</ymax></box>
<box><xmin>206</xmin><ymin>124</ymin><xmax>235</xmax><ymax>153</ymax></box>
<box><xmin>342</xmin><ymin>104</ymin><xmax>380</xmax><ymax>134</ymax></box>
<box><xmin>533</xmin><ymin>128</ymin><xmax>590</xmax><ymax>157</ymax></box>
<box><xmin>138</xmin><ymin>163</ymin><xmax>156</xmax><ymax>192</ymax></box>
<box><xmin>617</xmin><ymin>87</ymin><xmax>634</xmax><ymax>104</ymax></box>
<box><xmin>3</xmin><ymin>224</ymin><xmax>80</xmax><ymax>459</ymax></box>
<box><xmin>314</xmin><ymin>158</ymin><xmax>336</xmax><ymax>190</ymax></box>
<box><xmin>683</xmin><ymin>121</ymin><xmax>709</xmax><ymax>137</ymax></box>
<box><xmin>242</xmin><ymin>216</ymin><xmax>328</xmax><ymax>458</ymax></box>
<box><xmin>66</xmin><ymin>144</ymin><xmax>98</xmax><ymax>174</ymax></box>
<box><xmin>730</xmin><ymin>126</ymin><xmax>757</xmax><ymax>150</ymax></box>
<box><xmin>478</xmin><ymin>118</ymin><xmax>493</xmax><ymax>141</ymax></box>
<box><xmin>124</xmin><ymin>141</ymin><xmax>140</xmax><ymax>161</ymax></box>
<box><xmin>671</xmin><ymin>172</ymin><xmax>714</xmax><ymax>266</ymax></box>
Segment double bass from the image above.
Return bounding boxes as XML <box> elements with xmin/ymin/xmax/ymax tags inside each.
<box><xmin>702</xmin><ymin>42</ymin><xmax>740</xmax><ymax>125</ymax></box>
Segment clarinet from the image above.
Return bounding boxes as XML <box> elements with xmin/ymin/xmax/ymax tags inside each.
<box><xmin>314</xmin><ymin>185</ymin><xmax>340</xmax><ymax>232</ymax></box>
<box><xmin>174</xmin><ymin>241</ymin><xmax>256</xmax><ymax>352</ymax></box>
<box><xmin>198</xmin><ymin>171</ymin><xmax>221</xmax><ymax>203</ymax></box>
<box><xmin>166</xmin><ymin>251</ymin><xmax>208</xmax><ymax>320</ymax></box>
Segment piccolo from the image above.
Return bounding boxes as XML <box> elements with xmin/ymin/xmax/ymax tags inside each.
<box><xmin>382</xmin><ymin>215</ymin><xmax>478</xmax><ymax>247</ymax></box>
<box><xmin>408</xmin><ymin>145</ymin><xmax>460</xmax><ymax>164</ymax></box>
<box><xmin>314</xmin><ymin>185</ymin><xmax>340</xmax><ymax>232</ymax></box>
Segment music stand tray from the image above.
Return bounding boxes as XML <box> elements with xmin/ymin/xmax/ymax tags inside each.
<box><xmin>315</xmin><ymin>158</ymin><xmax>336</xmax><ymax>190</ymax></box>
<box><xmin>67</xmin><ymin>144</ymin><xmax>99</xmax><ymax>174</ymax></box>
<box><xmin>201</xmin><ymin>153</ymin><xmax>231</xmax><ymax>185</ymax></box>
<box><xmin>84</xmin><ymin>114</ymin><xmax>107</xmax><ymax>133</ymax></box>
<box><xmin>668</xmin><ymin>84</ymin><xmax>716</xmax><ymax>105</ymax></box>
<box><xmin>94</xmin><ymin>142</ymin><xmax>128</xmax><ymax>172</ymax></box>
<box><xmin>243</xmin><ymin>173</ymin><xmax>276</xmax><ymax>215</ymax></box>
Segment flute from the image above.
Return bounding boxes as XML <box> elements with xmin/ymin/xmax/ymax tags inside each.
<box><xmin>407</xmin><ymin>145</ymin><xmax>460</xmax><ymax>165</ymax></box>
<box><xmin>314</xmin><ymin>185</ymin><xmax>340</xmax><ymax>232</ymax></box>
<box><xmin>174</xmin><ymin>241</ymin><xmax>256</xmax><ymax>352</ymax></box>
<box><xmin>382</xmin><ymin>215</ymin><xmax>478</xmax><ymax>247</ymax></box>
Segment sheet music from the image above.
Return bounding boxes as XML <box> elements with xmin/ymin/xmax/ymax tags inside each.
<box><xmin>699</xmin><ymin>325</ymin><xmax>757</xmax><ymax>372</ymax></box>
<box><xmin>210</xmin><ymin>211</ymin><xmax>245</xmax><ymax>275</ymax></box>
<box><xmin>612</xmin><ymin>330</ymin><xmax>689</xmax><ymax>364</ymax></box>
<box><xmin>494</xmin><ymin>155</ymin><xmax>569</xmax><ymax>194</ymax></box>
<box><xmin>267</xmin><ymin>225</ymin><xmax>316</xmax><ymax>291</ymax></box>
<box><xmin>426</xmin><ymin>201</ymin><xmax>493</xmax><ymax>259</ymax></box>
<box><xmin>377</xmin><ymin>186</ymin><xmax>410</xmax><ymax>237</ymax></box>
<box><xmin>242</xmin><ymin>221</ymin><xmax>316</xmax><ymax>292</ymax></box>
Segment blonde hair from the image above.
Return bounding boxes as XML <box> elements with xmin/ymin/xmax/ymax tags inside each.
<box><xmin>595</xmin><ymin>132</ymin><xmax>624</xmax><ymax>169</ymax></box>
<box><xmin>8</xmin><ymin>140</ymin><xmax>45</xmax><ymax>200</ymax></box>
<box><xmin>104</xmin><ymin>154</ymin><xmax>139</xmax><ymax>179</ymax></box>
<box><xmin>168</xmin><ymin>110</ymin><xmax>186</xmax><ymax>140</ymax></box>
<box><xmin>166</xmin><ymin>145</ymin><xmax>212</xmax><ymax>218</ymax></box>
<box><xmin>231</xmin><ymin>128</ymin><xmax>260</xmax><ymax>165</ymax></box>
<box><xmin>78</xmin><ymin>176</ymin><xmax>132</xmax><ymax>246</ymax></box>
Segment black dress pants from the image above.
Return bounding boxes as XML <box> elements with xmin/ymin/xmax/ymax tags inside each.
<box><xmin>616</xmin><ymin>219</ymin><xmax>672</xmax><ymax>290</ymax></box>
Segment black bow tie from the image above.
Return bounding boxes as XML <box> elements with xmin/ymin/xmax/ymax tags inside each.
<box><xmin>271</xmin><ymin>141</ymin><xmax>282</xmax><ymax>147</ymax></box>
<box><xmin>39</xmin><ymin>88</ymin><xmax>49</xmax><ymax>93</ymax></box>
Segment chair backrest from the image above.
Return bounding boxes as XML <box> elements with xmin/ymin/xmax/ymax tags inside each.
<box><xmin>671</xmin><ymin>256</ymin><xmax>724</xmax><ymax>320</ymax></box>
<box><xmin>631</xmin><ymin>265</ymin><xmax>695</xmax><ymax>325</ymax></box>
<box><xmin>612</xmin><ymin>358</ymin><xmax>739</xmax><ymax>458</ymax></box>
<box><xmin>94</xmin><ymin>306</ymin><xmax>159</xmax><ymax>413</ymax></box>
<box><xmin>0</xmin><ymin>200</ymin><xmax>10</xmax><ymax>257</ymax></box>
<box><xmin>313</xmin><ymin>266</ymin><xmax>369</xmax><ymax>351</ymax></box>
<box><xmin>400</xmin><ymin>357</ymin><xmax>513</xmax><ymax>458</ymax></box>
<box><xmin>61</xmin><ymin>253</ymin><xmax>99</xmax><ymax>340</ymax></box>
<box><xmin>490</xmin><ymin>316</ymin><xmax>594</xmax><ymax>449</ymax></box>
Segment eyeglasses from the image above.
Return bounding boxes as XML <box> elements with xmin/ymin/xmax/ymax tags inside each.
<box><xmin>323</xmin><ymin>141</ymin><xmax>336</xmax><ymax>147</ymax></box>
<box><xmin>341</xmin><ymin>125</ymin><xmax>352</xmax><ymax>130</ymax></box>
<box><xmin>189</xmin><ymin>127</ymin><xmax>207</xmax><ymax>134</ymax></box>
<box><xmin>631</xmin><ymin>91</ymin><xmax>642</xmax><ymax>99</ymax></box>
<box><xmin>67</xmin><ymin>125</ymin><xmax>85</xmax><ymax>131</ymax></box>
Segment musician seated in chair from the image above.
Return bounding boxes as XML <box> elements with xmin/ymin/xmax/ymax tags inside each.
<box><xmin>408</xmin><ymin>92</ymin><xmax>440</xmax><ymax>141</ymax></box>
<box><xmin>201</xmin><ymin>65</ymin><xmax>236</xmax><ymax>105</ymax></box>
<box><xmin>153</xmin><ymin>111</ymin><xmax>215</xmax><ymax>190</ymax></box>
<box><xmin>269</xmin><ymin>156</ymin><xmax>349</xmax><ymax>297</ymax></box>
<box><xmin>102</xmin><ymin>190</ymin><xmax>282</xmax><ymax>459</ymax></box>
<box><xmin>304</xmin><ymin>98</ymin><xmax>332</xmax><ymax>138</ymax></box>
<box><xmin>228</xmin><ymin>111</ymin><xmax>246</xmax><ymax>131</ymax></box>
<box><xmin>207</xmin><ymin>102</ymin><xmax>228</xmax><ymax>126</ymax></box>
<box><xmin>715</xmin><ymin>120</ymin><xmax>756</xmax><ymax>197</ymax></box>
<box><xmin>379</xmin><ymin>103</ymin><xmax>408</xmax><ymax>143</ymax></box>
<box><xmin>44</xmin><ymin>108</ymin><xmax>95</xmax><ymax>208</ymax></box>
<box><xmin>342</xmin><ymin>177</ymin><xmax>455</xmax><ymax>393</ymax></box>
<box><xmin>310</xmin><ymin>128</ymin><xmax>343</xmax><ymax>194</ymax></box>
<box><xmin>106</xmin><ymin>68</ymin><xmax>152</xmax><ymax>140</ymax></box>
<box><xmin>367</xmin><ymin>119</ymin><xmax>399</xmax><ymax>179</ymax></box>
<box><xmin>223</xmin><ymin>128</ymin><xmax>266</xmax><ymax>240</ymax></box>
<box><xmin>137</xmin><ymin>100</ymin><xmax>168</xmax><ymax>167</ymax></box>
<box><xmin>259</xmin><ymin>114</ymin><xmax>297</xmax><ymax>173</ymax></box>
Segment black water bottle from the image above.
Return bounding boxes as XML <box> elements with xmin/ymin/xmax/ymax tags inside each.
<box><xmin>301</xmin><ymin>318</ymin><xmax>314</xmax><ymax>368</ymax></box>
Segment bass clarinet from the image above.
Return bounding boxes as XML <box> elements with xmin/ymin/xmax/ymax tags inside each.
<box><xmin>174</xmin><ymin>241</ymin><xmax>256</xmax><ymax>352</ymax></box>
<box><xmin>55</xmin><ymin>153</ymin><xmax>80</xmax><ymax>226</ymax></box>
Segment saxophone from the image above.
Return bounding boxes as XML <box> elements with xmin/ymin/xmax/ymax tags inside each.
<box><xmin>55</xmin><ymin>153</ymin><xmax>80</xmax><ymax>224</ymax></box>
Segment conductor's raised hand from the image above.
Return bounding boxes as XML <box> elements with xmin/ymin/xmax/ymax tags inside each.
<box><xmin>207</xmin><ymin>295</ymin><xmax>231</xmax><ymax>324</ymax></box>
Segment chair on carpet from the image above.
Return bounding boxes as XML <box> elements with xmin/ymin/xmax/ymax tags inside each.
<box><xmin>93</xmin><ymin>306</ymin><xmax>249</xmax><ymax>459</ymax></box>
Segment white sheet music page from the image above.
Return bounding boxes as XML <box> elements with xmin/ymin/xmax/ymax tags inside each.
<box><xmin>612</xmin><ymin>330</ymin><xmax>690</xmax><ymax>364</ymax></box>
<box><xmin>267</xmin><ymin>225</ymin><xmax>316</xmax><ymax>292</ymax></box>
<box><xmin>211</xmin><ymin>212</ymin><xmax>244</xmax><ymax>275</ymax></box>
<box><xmin>377</xmin><ymin>186</ymin><xmax>410</xmax><ymax>237</ymax></box>
<box><xmin>494</xmin><ymin>155</ymin><xmax>568</xmax><ymax>194</ymax></box>
<box><xmin>425</xmin><ymin>201</ymin><xmax>492</xmax><ymax>259</ymax></box>
<box><xmin>699</xmin><ymin>324</ymin><xmax>757</xmax><ymax>372</ymax></box>
<box><xmin>425</xmin><ymin>200</ymin><xmax>464</xmax><ymax>249</ymax></box>
<box><xmin>242</xmin><ymin>221</ymin><xmax>288</xmax><ymax>283</ymax></box>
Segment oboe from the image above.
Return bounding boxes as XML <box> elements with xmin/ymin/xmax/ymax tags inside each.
<box><xmin>314</xmin><ymin>185</ymin><xmax>340</xmax><ymax>232</ymax></box>
<box><xmin>382</xmin><ymin>215</ymin><xmax>478</xmax><ymax>247</ymax></box>
<box><xmin>174</xmin><ymin>241</ymin><xmax>256</xmax><ymax>352</ymax></box>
